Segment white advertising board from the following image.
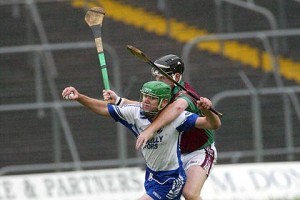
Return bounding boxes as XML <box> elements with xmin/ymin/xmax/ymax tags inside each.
<box><xmin>202</xmin><ymin>161</ymin><xmax>300</xmax><ymax>200</ymax></box>
<box><xmin>0</xmin><ymin>162</ymin><xmax>299</xmax><ymax>200</ymax></box>
<box><xmin>0</xmin><ymin>167</ymin><xmax>145</xmax><ymax>200</ymax></box>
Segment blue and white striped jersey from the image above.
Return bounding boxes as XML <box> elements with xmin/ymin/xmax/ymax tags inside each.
<box><xmin>107</xmin><ymin>103</ymin><xmax>198</xmax><ymax>172</ymax></box>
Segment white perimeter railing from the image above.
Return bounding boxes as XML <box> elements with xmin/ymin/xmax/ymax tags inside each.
<box><xmin>182</xmin><ymin>28</ymin><xmax>300</xmax><ymax>162</ymax></box>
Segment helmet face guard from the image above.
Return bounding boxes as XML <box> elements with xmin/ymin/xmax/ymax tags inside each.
<box><xmin>151</xmin><ymin>64</ymin><xmax>174</xmax><ymax>80</ymax></box>
<box><xmin>140</xmin><ymin>81</ymin><xmax>172</xmax><ymax>116</ymax></box>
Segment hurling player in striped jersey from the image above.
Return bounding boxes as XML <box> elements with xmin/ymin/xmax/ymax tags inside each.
<box><xmin>105</xmin><ymin>54</ymin><xmax>221</xmax><ymax>200</ymax></box>
<box><xmin>63</xmin><ymin>80</ymin><xmax>220</xmax><ymax>200</ymax></box>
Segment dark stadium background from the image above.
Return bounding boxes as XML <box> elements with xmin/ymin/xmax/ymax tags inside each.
<box><xmin>1</xmin><ymin>0</ymin><xmax>300</xmax><ymax>175</ymax></box>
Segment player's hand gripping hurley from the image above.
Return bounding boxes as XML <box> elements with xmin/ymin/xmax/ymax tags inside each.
<box><xmin>127</xmin><ymin>45</ymin><xmax>223</xmax><ymax>118</ymax></box>
<box><xmin>85</xmin><ymin>7</ymin><xmax>110</xmax><ymax>90</ymax></box>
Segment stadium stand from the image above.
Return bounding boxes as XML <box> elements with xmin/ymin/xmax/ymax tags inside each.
<box><xmin>1</xmin><ymin>0</ymin><xmax>300</xmax><ymax>174</ymax></box>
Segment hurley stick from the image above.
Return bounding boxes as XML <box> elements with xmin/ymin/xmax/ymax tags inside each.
<box><xmin>126</xmin><ymin>45</ymin><xmax>223</xmax><ymax>118</ymax></box>
<box><xmin>85</xmin><ymin>7</ymin><xmax>110</xmax><ymax>90</ymax></box>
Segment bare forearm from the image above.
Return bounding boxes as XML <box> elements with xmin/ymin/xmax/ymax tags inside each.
<box><xmin>148</xmin><ymin>100</ymin><xmax>187</xmax><ymax>132</ymax></box>
<box><xmin>195</xmin><ymin>97</ymin><xmax>221</xmax><ymax>129</ymax></box>
<box><xmin>136</xmin><ymin>101</ymin><xmax>186</xmax><ymax>149</ymax></box>
<box><xmin>77</xmin><ymin>94</ymin><xmax>110</xmax><ymax>116</ymax></box>
<box><xmin>197</xmin><ymin>110</ymin><xmax>221</xmax><ymax>130</ymax></box>
<box><xmin>63</xmin><ymin>87</ymin><xmax>110</xmax><ymax>117</ymax></box>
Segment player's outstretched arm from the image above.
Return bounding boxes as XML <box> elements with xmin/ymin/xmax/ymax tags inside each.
<box><xmin>195</xmin><ymin>97</ymin><xmax>221</xmax><ymax>129</ymax></box>
<box><xmin>62</xmin><ymin>86</ymin><xmax>110</xmax><ymax>117</ymax></box>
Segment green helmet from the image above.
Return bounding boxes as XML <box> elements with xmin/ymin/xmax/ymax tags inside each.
<box><xmin>140</xmin><ymin>81</ymin><xmax>172</xmax><ymax>112</ymax></box>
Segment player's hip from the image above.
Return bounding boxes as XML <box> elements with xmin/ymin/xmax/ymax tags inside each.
<box><xmin>144</xmin><ymin>167</ymin><xmax>186</xmax><ymax>200</ymax></box>
<box><xmin>181</xmin><ymin>143</ymin><xmax>217</xmax><ymax>176</ymax></box>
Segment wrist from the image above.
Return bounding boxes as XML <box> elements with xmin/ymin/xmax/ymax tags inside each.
<box><xmin>115</xmin><ymin>96</ymin><xmax>124</xmax><ymax>106</ymax></box>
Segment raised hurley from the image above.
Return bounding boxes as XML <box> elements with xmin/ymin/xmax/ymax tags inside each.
<box><xmin>85</xmin><ymin>7</ymin><xmax>110</xmax><ymax>90</ymax></box>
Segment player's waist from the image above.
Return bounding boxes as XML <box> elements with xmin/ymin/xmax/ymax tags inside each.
<box><xmin>181</xmin><ymin>142</ymin><xmax>214</xmax><ymax>154</ymax></box>
<box><xmin>145</xmin><ymin>166</ymin><xmax>185</xmax><ymax>182</ymax></box>
<box><xmin>145</xmin><ymin>161</ymin><xmax>179</xmax><ymax>172</ymax></box>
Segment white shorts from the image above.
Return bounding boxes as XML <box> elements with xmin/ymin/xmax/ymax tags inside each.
<box><xmin>181</xmin><ymin>143</ymin><xmax>217</xmax><ymax>176</ymax></box>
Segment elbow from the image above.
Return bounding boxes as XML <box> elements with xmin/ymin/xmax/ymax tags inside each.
<box><xmin>210</xmin><ymin>119</ymin><xmax>221</xmax><ymax>130</ymax></box>
<box><xmin>175</xmin><ymin>105</ymin><xmax>186</xmax><ymax>113</ymax></box>
<box><xmin>173</xmin><ymin>101</ymin><xmax>187</xmax><ymax>113</ymax></box>
<box><xmin>214</xmin><ymin>122</ymin><xmax>222</xmax><ymax>130</ymax></box>
<box><xmin>214</xmin><ymin>120</ymin><xmax>222</xmax><ymax>130</ymax></box>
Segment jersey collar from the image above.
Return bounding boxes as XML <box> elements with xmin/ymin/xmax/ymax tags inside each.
<box><xmin>172</xmin><ymin>80</ymin><xmax>184</xmax><ymax>95</ymax></box>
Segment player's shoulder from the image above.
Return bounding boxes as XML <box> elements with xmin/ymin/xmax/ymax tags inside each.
<box><xmin>182</xmin><ymin>110</ymin><xmax>197</xmax><ymax>118</ymax></box>
<box><xmin>121</xmin><ymin>103</ymin><xmax>141</xmax><ymax>108</ymax></box>
<box><xmin>171</xmin><ymin>111</ymin><xmax>197</xmax><ymax>128</ymax></box>
<box><xmin>175</xmin><ymin>110</ymin><xmax>194</xmax><ymax>121</ymax></box>
<box><xmin>110</xmin><ymin>103</ymin><xmax>141</xmax><ymax>113</ymax></box>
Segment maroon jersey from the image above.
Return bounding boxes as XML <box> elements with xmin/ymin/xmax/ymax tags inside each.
<box><xmin>171</xmin><ymin>81</ymin><xmax>215</xmax><ymax>153</ymax></box>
